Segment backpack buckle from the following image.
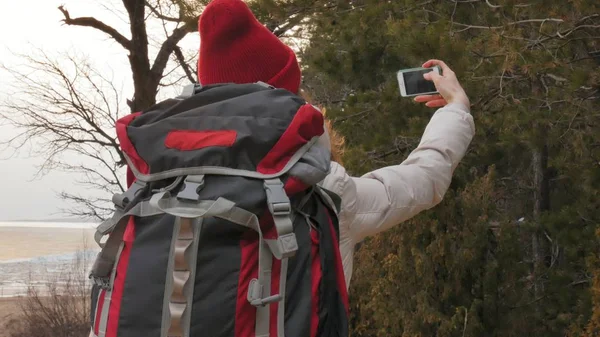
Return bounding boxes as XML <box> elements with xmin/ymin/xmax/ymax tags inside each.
<box><xmin>89</xmin><ymin>275</ymin><xmax>111</xmax><ymax>291</ymax></box>
<box><xmin>264</xmin><ymin>179</ymin><xmax>291</xmax><ymax>216</ymax></box>
<box><xmin>177</xmin><ymin>175</ymin><xmax>205</xmax><ymax>201</ymax></box>
<box><xmin>247</xmin><ymin>279</ymin><xmax>282</xmax><ymax>307</ymax></box>
<box><xmin>178</xmin><ymin>83</ymin><xmax>202</xmax><ymax>98</ymax></box>
<box><xmin>112</xmin><ymin>180</ymin><xmax>146</xmax><ymax>210</ymax></box>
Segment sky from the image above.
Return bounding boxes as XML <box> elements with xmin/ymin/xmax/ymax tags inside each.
<box><xmin>0</xmin><ymin>0</ymin><xmax>199</xmax><ymax>220</ymax></box>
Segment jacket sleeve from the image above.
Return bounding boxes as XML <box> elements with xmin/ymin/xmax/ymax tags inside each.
<box><xmin>320</xmin><ymin>102</ymin><xmax>475</xmax><ymax>244</ymax></box>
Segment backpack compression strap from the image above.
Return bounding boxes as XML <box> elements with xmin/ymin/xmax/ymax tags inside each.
<box><xmin>90</xmin><ymin>175</ymin><xmax>296</xmax><ymax>337</ymax></box>
<box><xmin>150</xmin><ymin>176</ymin><xmax>295</xmax><ymax>337</ymax></box>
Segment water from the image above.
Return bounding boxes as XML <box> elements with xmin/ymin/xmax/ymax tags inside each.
<box><xmin>0</xmin><ymin>222</ymin><xmax>100</xmax><ymax>297</ymax></box>
<box><xmin>0</xmin><ymin>221</ymin><xmax>97</xmax><ymax>229</ymax></box>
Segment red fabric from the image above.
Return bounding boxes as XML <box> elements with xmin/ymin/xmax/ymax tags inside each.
<box><xmin>198</xmin><ymin>0</ymin><xmax>301</xmax><ymax>93</ymax></box>
<box><xmin>257</xmin><ymin>105</ymin><xmax>324</xmax><ymax>174</ymax></box>
<box><xmin>93</xmin><ymin>290</ymin><xmax>106</xmax><ymax>335</ymax></box>
<box><xmin>105</xmin><ymin>217</ymin><xmax>136</xmax><ymax>337</ymax></box>
<box><xmin>165</xmin><ymin>130</ymin><xmax>237</xmax><ymax>151</ymax></box>
<box><xmin>259</xmin><ymin>211</ymin><xmax>277</xmax><ymax>241</ymax></box>
<box><xmin>126</xmin><ymin>167</ymin><xmax>135</xmax><ymax>188</ymax></box>
<box><xmin>259</xmin><ymin>177</ymin><xmax>309</xmax><ymax>241</ymax></box>
<box><xmin>326</xmin><ymin>212</ymin><xmax>350</xmax><ymax>314</ymax></box>
<box><xmin>269</xmin><ymin>259</ymin><xmax>282</xmax><ymax>337</ymax></box>
<box><xmin>116</xmin><ymin>112</ymin><xmax>149</xmax><ymax>175</ymax></box>
<box><xmin>284</xmin><ymin>176</ymin><xmax>310</xmax><ymax>196</ymax></box>
<box><xmin>235</xmin><ymin>231</ymin><xmax>259</xmax><ymax>337</ymax></box>
<box><xmin>310</xmin><ymin>229</ymin><xmax>321</xmax><ymax>337</ymax></box>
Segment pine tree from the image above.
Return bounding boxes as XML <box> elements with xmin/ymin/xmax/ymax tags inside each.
<box><xmin>301</xmin><ymin>1</ymin><xmax>600</xmax><ymax>335</ymax></box>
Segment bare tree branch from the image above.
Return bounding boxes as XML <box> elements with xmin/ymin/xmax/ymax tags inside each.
<box><xmin>0</xmin><ymin>49</ymin><xmax>126</xmax><ymax>219</ymax></box>
<box><xmin>150</xmin><ymin>20</ymin><xmax>198</xmax><ymax>81</ymax></box>
<box><xmin>173</xmin><ymin>46</ymin><xmax>197</xmax><ymax>83</ymax></box>
<box><xmin>145</xmin><ymin>1</ymin><xmax>182</xmax><ymax>22</ymax></box>
<box><xmin>58</xmin><ymin>5</ymin><xmax>131</xmax><ymax>50</ymax></box>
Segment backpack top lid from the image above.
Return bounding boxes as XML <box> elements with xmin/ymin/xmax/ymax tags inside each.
<box><xmin>116</xmin><ymin>83</ymin><xmax>332</xmax><ymax>185</ymax></box>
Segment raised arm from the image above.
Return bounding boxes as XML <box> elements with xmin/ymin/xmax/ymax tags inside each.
<box><xmin>321</xmin><ymin>60</ymin><xmax>475</xmax><ymax>243</ymax></box>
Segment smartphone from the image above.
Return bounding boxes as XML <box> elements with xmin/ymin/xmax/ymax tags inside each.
<box><xmin>397</xmin><ymin>66</ymin><xmax>441</xmax><ymax>97</ymax></box>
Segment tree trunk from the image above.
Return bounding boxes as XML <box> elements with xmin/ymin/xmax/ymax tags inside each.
<box><xmin>531</xmin><ymin>138</ymin><xmax>549</xmax><ymax>305</ymax></box>
<box><xmin>124</xmin><ymin>0</ymin><xmax>156</xmax><ymax>112</ymax></box>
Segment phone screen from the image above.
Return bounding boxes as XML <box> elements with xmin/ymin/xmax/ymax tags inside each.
<box><xmin>402</xmin><ymin>69</ymin><xmax>437</xmax><ymax>95</ymax></box>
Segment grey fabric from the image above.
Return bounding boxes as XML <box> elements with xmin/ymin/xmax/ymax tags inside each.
<box><xmin>218</xmin><ymin>207</ymin><xmax>281</xmax><ymax>337</ymax></box>
<box><xmin>281</xmin><ymin>210</ymin><xmax>312</xmax><ymax>337</ymax></box>
<box><xmin>125</xmin><ymin>137</ymin><xmax>319</xmax><ymax>183</ymax></box>
<box><xmin>126</xmin><ymin>84</ymin><xmax>308</xmax><ymax>176</ymax></box>
<box><xmin>117</xmin><ymin>215</ymin><xmax>176</xmax><ymax>337</ymax></box>
<box><xmin>288</xmin><ymin>138</ymin><xmax>331</xmax><ymax>186</ymax></box>
<box><xmin>91</xmin><ymin>200</ymin><xmax>163</xmax><ymax>279</ymax></box>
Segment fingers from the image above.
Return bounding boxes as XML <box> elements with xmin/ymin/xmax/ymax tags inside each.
<box><xmin>422</xmin><ymin>59</ymin><xmax>453</xmax><ymax>75</ymax></box>
<box><xmin>425</xmin><ymin>99</ymin><xmax>448</xmax><ymax>108</ymax></box>
<box><xmin>414</xmin><ymin>94</ymin><xmax>442</xmax><ymax>103</ymax></box>
<box><xmin>414</xmin><ymin>95</ymin><xmax>447</xmax><ymax>108</ymax></box>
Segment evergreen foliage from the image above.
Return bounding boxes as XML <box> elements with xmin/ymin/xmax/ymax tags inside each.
<box><xmin>300</xmin><ymin>1</ymin><xmax>600</xmax><ymax>336</ymax></box>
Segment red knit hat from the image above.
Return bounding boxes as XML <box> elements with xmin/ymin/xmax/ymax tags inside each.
<box><xmin>197</xmin><ymin>0</ymin><xmax>301</xmax><ymax>94</ymax></box>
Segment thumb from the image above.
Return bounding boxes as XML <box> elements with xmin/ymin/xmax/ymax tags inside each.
<box><xmin>423</xmin><ymin>71</ymin><xmax>442</xmax><ymax>83</ymax></box>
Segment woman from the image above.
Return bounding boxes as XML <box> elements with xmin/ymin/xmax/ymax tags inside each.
<box><xmin>195</xmin><ymin>0</ymin><xmax>475</xmax><ymax>288</ymax></box>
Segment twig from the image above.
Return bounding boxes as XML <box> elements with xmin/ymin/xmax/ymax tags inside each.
<box><xmin>145</xmin><ymin>1</ymin><xmax>182</xmax><ymax>22</ymax></box>
<box><xmin>462</xmin><ymin>308</ymin><xmax>468</xmax><ymax>337</ymax></box>
<box><xmin>173</xmin><ymin>46</ymin><xmax>196</xmax><ymax>84</ymax></box>
<box><xmin>453</xmin><ymin>18</ymin><xmax>564</xmax><ymax>32</ymax></box>
<box><xmin>58</xmin><ymin>6</ymin><xmax>131</xmax><ymax>50</ymax></box>
<box><xmin>333</xmin><ymin>108</ymin><xmax>374</xmax><ymax>123</ymax></box>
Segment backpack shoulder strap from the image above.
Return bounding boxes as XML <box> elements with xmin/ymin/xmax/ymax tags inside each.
<box><xmin>315</xmin><ymin>186</ymin><xmax>342</xmax><ymax>215</ymax></box>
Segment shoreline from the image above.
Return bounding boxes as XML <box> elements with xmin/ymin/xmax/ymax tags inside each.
<box><xmin>0</xmin><ymin>225</ymin><xmax>99</xmax><ymax>300</ymax></box>
<box><xmin>0</xmin><ymin>226</ymin><xmax>97</xmax><ymax>262</ymax></box>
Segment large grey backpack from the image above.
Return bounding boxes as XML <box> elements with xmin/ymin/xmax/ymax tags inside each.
<box><xmin>88</xmin><ymin>82</ymin><xmax>349</xmax><ymax>337</ymax></box>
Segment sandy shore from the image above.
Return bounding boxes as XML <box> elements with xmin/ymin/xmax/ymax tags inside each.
<box><xmin>0</xmin><ymin>226</ymin><xmax>96</xmax><ymax>262</ymax></box>
<box><xmin>0</xmin><ymin>226</ymin><xmax>99</xmax><ymax>298</ymax></box>
<box><xmin>0</xmin><ymin>297</ymin><xmax>22</xmax><ymax>337</ymax></box>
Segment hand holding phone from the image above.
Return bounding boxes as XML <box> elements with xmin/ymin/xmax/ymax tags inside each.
<box><xmin>397</xmin><ymin>66</ymin><xmax>441</xmax><ymax>97</ymax></box>
<box><xmin>398</xmin><ymin>60</ymin><xmax>470</xmax><ymax>109</ymax></box>
<box><xmin>417</xmin><ymin>60</ymin><xmax>470</xmax><ymax>108</ymax></box>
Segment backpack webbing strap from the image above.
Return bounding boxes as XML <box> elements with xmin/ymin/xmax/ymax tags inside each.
<box><xmin>250</xmin><ymin>241</ymin><xmax>274</xmax><ymax>337</ymax></box>
<box><xmin>315</xmin><ymin>186</ymin><xmax>342</xmax><ymax>215</ymax></box>
<box><xmin>161</xmin><ymin>217</ymin><xmax>203</xmax><ymax>337</ymax></box>
<box><xmin>96</xmin><ymin>242</ymin><xmax>124</xmax><ymax>337</ymax></box>
<box><xmin>149</xmin><ymin>192</ymin><xmax>236</xmax><ymax>219</ymax></box>
<box><xmin>151</xmin><ymin>191</ymin><xmax>291</xmax><ymax>337</ymax></box>
<box><xmin>94</xmin><ymin>198</ymin><xmax>164</xmax><ymax>248</ymax></box>
<box><xmin>264</xmin><ymin>179</ymin><xmax>298</xmax><ymax>259</ymax></box>
<box><xmin>93</xmin><ymin>180</ymin><xmax>148</xmax><ymax>247</ymax></box>
<box><xmin>218</xmin><ymin>205</ymin><xmax>290</xmax><ymax>337</ymax></box>
<box><xmin>90</xmin><ymin>199</ymin><xmax>162</xmax><ymax>285</ymax></box>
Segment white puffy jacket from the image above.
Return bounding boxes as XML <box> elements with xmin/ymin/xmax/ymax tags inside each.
<box><xmin>319</xmin><ymin>102</ymin><xmax>475</xmax><ymax>287</ymax></box>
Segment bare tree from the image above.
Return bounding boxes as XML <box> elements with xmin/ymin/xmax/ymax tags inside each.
<box><xmin>1</xmin><ymin>50</ymin><xmax>127</xmax><ymax>220</ymax></box>
<box><xmin>0</xmin><ymin>1</ymin><xmax>204</xmax><ymax>220</ymax></box>
<box><xmin>57</xmin><ymin>0</ymin><xmax>205</xmax><ymax>112</ymax></box>
<box><xmin>0</xmin><ymin>0</ymin><xmax>334</xmax><ymax>220</ymax></box>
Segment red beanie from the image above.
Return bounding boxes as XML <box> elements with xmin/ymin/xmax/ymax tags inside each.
<box><xmin>197</xmin><ymin>0</ymin><xmax>301</xmax><ymax>94</ymax></box>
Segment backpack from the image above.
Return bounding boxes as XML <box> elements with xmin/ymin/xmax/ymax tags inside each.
<box><xmin>88</xmin><ymin>82</ymin><xmax>350</xmax><ymax>337</ymax></box>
